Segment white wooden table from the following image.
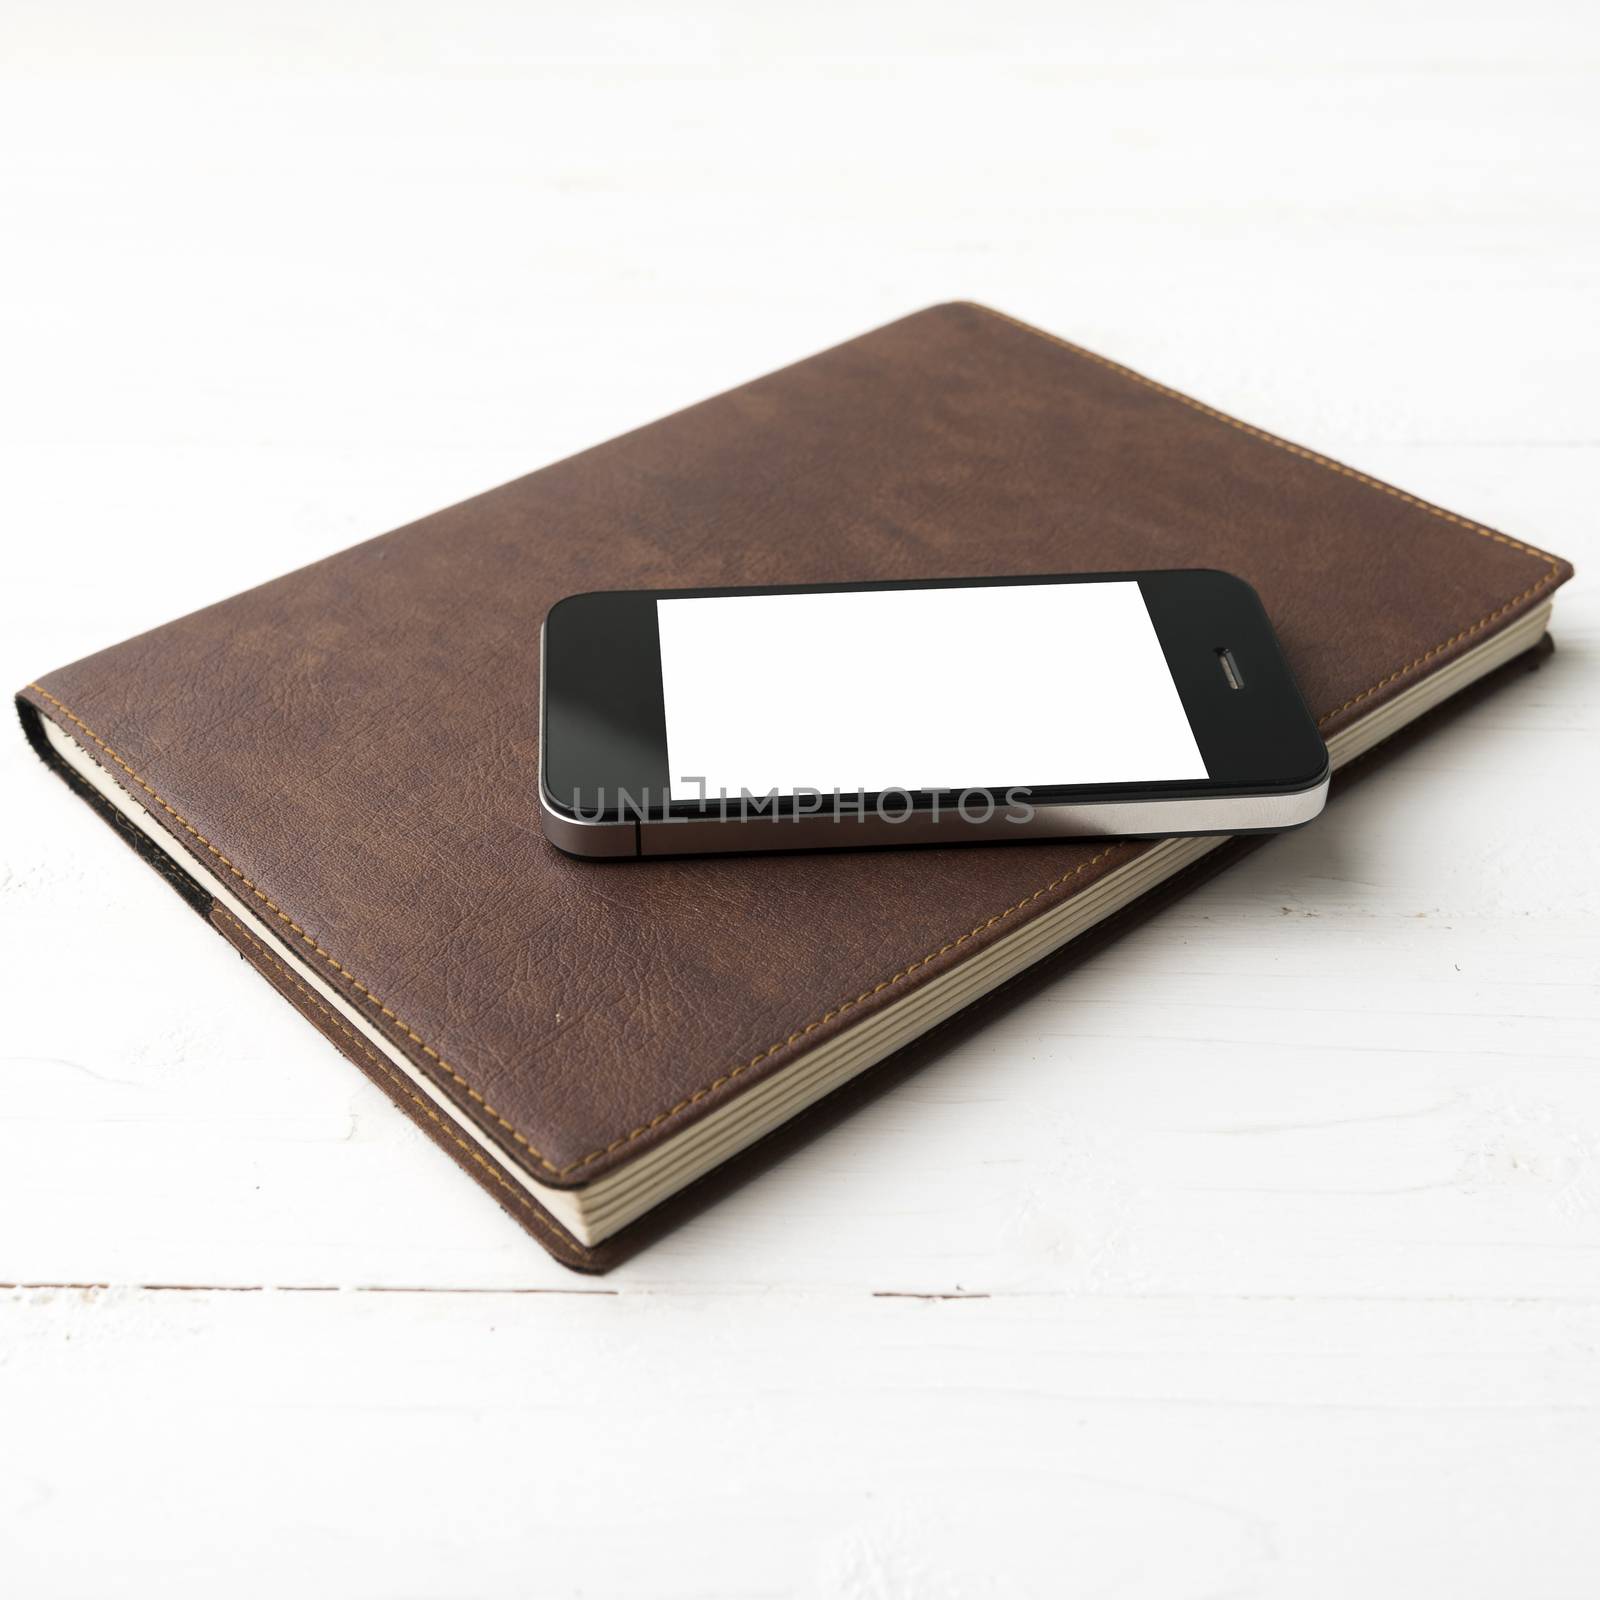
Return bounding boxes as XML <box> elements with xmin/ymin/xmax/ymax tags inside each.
<box><xmin>3</xmin><ymin>6</ymin><xmax>1597</xmax><ymax>1595</ymax></box>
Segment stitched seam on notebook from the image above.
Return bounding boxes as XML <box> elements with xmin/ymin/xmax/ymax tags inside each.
<box><xmin>558</xmin><ymin>838</ymin><xmax>1142</xmax><ymax>1169</ymax></box>
<box><xmin>29</xmin><ymin>318</ymin><xmax>1566</xmax><ymax>1182</ymax></box>
<box><xmin>970</xmin><ymin>302</ymin><xmax>1567</xmax><ymax>579</ymax></box>
<box><xmin>1313</xmin><ymin>577</ymin><xmax>1553</xmax><ymax>724</ymax></box>
<box><xmin>213</xmin><ymin>908</ymin><xmax>575</xmax><ymax>1254</ymax></box>
<box><xmin>28</xmin><ymin>683</ymin><xmax>560</xmax><ymax>1178</ymax></box>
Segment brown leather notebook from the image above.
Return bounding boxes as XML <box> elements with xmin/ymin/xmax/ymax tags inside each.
<box><xmin>17</xmin><ymin>302</ymin><xmax>1572</xmax><ymax>1271</ymax></box>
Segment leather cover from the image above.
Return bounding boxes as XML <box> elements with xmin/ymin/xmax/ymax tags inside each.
<box><xmin>17</xmin><ymin>302</ymin><xmax>1573</xmax><ymax>1271</ymax></box>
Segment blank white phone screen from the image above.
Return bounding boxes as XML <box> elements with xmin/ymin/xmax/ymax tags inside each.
<box><xmin>656</xmin><ymin>580</ymin><xmax>1208</xmax><ymax>802</ymax></box>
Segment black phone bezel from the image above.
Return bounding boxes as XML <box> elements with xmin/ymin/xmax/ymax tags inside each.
<box><xmin>540</xmin><ymin>570</ymin><xmax>1328</xmax><ymax>824</ymax></box>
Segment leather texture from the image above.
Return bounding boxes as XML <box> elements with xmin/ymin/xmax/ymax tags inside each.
<box><xmin>17</xmin><ymin>302</ymin><xmax>1574</xmax><ymax>1268</ymax></box>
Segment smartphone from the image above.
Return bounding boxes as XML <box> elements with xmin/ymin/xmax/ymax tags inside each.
<box><xmin>538</xmin><ymin>570</ymin><xmax>1329</xmax><ymax>858</ymax></box>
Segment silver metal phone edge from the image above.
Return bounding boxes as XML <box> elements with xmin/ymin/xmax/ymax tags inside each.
<box><xmin>537</xmin><ymin>622</ymin><xmax>1330</xmax><ymax>859</ymax></box>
